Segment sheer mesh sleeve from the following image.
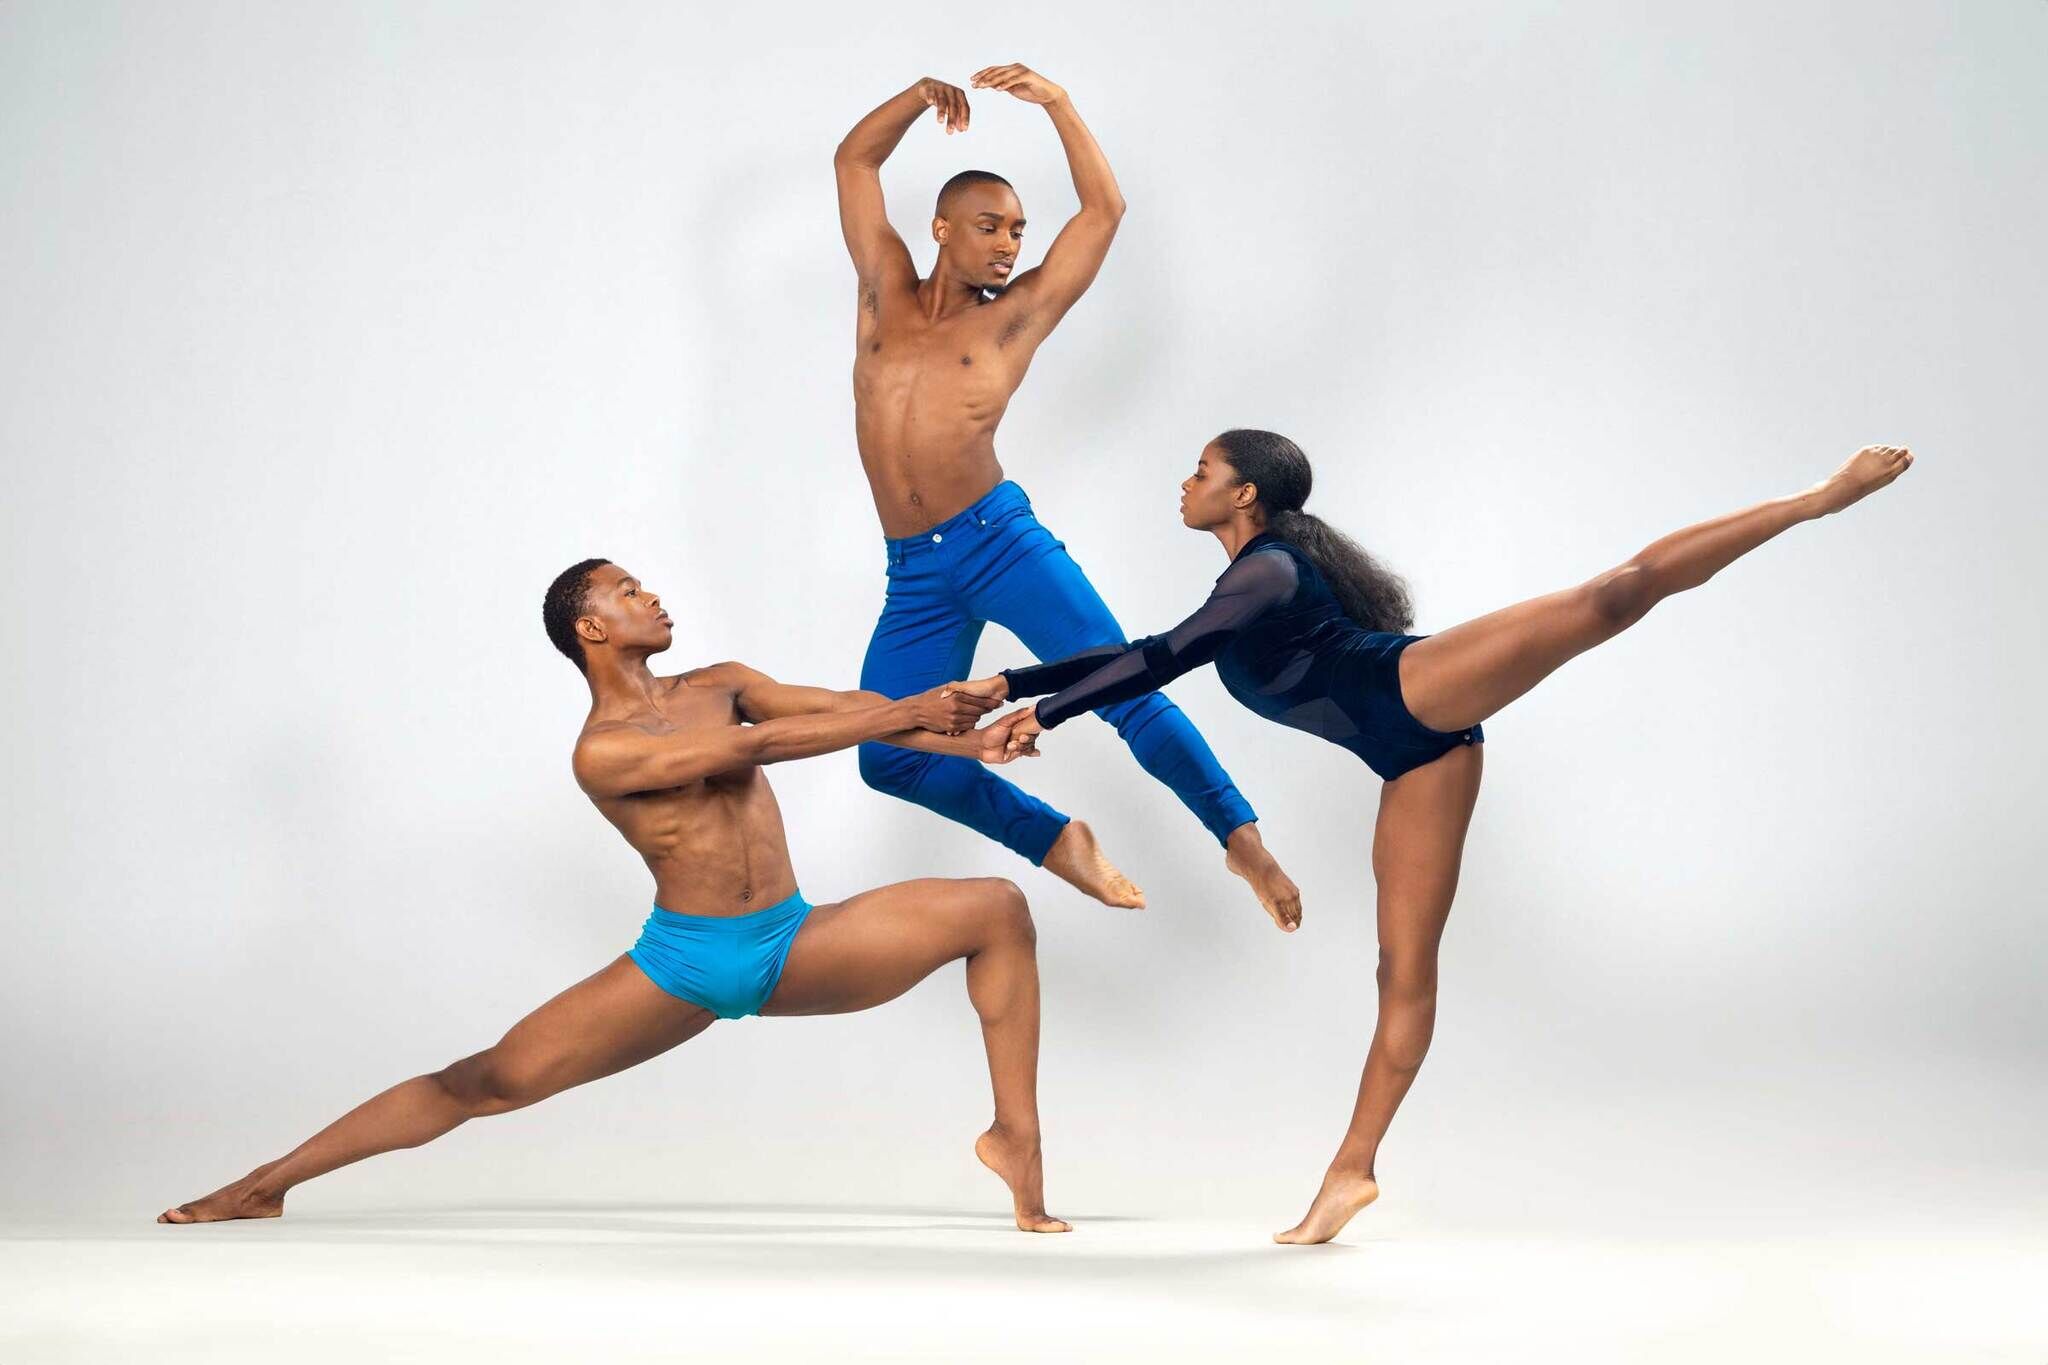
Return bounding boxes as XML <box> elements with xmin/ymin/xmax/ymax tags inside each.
<box><xmin>1034</xmin><ymin>548</ymin><xmax>1300</xmax><ymax>729</ymax></box>
<box><xmin>1001</xmin><ymin>645</ymin><xmax>1128</xmax><ymax>700</ymax></box>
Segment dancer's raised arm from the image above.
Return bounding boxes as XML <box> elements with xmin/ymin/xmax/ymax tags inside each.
<box><xmin>970</xmin><ymin>63</ymin><xmax>1124</xmax><ymax>327</ymax></box>
<box><xmin>834</xmin><ymin>78</ymin><xmax>966</xmax><ymax>283</ymax></box>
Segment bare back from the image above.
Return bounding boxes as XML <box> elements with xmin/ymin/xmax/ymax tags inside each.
<box><xmin>578</xmin><ymin>671</ymin><xmax>797</xmax><ymax>916</ymax></box>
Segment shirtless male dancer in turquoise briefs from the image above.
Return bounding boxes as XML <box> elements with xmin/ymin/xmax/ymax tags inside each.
<box><xmin>836</xmin><ymin>63</ymin><xmax>1302</xmax><ymax>924</ymax></box>
<box><xmin>159</xmin><ymin>559</ymin><xmax>1070</xmax><ymax>1234</ymax></box>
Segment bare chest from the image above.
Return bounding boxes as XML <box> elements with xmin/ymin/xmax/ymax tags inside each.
<box><xmin>854</xmin><ymin>309</ymin><xmax>1024</xmax><ymax>411</ymax></box>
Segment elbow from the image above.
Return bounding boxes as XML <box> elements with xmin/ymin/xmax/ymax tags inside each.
<box><xmin>1102</xmin><ymin>193</ymin><xmax>1127</xmax><ymax>224</ymax></box>
<box><xmin>833</xmin><ymin>140</ymin><xmax>874</xmax><ymax>172</ymax></box>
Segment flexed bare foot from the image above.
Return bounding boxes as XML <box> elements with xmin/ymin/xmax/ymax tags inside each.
<box><xmin>975</xmin><ymin>1124</ymin><xmax>1070</xmax><ymax>1234</ymax></box>
<box><xmin>1224</xmin><ymin>823</ymin><xmax>1301</xmax><ymax>932</ymax></box>
<box><xmin>1812</xmin><ymin>444</ymin><xmax>1914</xmax><ymax>515</ymax></box>
<box><xmin>1042</xmin><ymin>820</ymin><xmax>1145</xmax><ymax>909</ymax></box>
<box><xmin>1273</xmin><ymin>1168</ymin><xmax>1380</xmax><ymax>1245</ymax></box>
<box><xmin>157</xmin><ymin>1165</ymin><xmax>286</xmax><ymax>1224</ymax></box>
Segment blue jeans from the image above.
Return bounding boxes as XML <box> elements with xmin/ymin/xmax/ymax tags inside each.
<box><xmin>858</xmin><ymin>480</ymin><xmax>1256</xmax><ymax>864</ymax></box>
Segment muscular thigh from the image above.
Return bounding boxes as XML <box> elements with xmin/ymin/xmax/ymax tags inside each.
<box><xmin>1372</xmin><ymin>744</ymin><xmax>1485</xmax><ymax>964</ymax></box>
<box><xmin>763</xmin><ymin>878</ymin><xmax>992</xmax><ymax>1017</ymax></box>
<box><xmin>486</xmin><ymin>956</ymin><xmax>714</xmax><ymax>1097</ymax></box>
<box><xmin>1397</xmin><ymin>584</ymin><xmax>1611</xmax><ymax>734</ymax></box>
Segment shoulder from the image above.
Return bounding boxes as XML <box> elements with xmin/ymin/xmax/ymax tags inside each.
<box><xmin>680</xmin><ymin>660</ymin><xmax>760</xmax><ymax>691</ymax></box>
<box><xmin>571</xmin><ymin>718</ymin><xmax>638</xmax><ymax>785</ymax></box>
<box><xmin>1219</xmin><ymin>544</ymin><xmax>1302</xmax><ymax>593</ymax></box>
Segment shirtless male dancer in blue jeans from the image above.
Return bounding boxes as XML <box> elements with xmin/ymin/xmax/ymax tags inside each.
<box><xmin>159</xmin><ymin>560</ymin><xmax>1069</xmax><ymax>1233</ymax></box>
<box><xmin>837</xmin><ymin>64</ymin><xmax>1301</xmax><ymax>923</ymax></box>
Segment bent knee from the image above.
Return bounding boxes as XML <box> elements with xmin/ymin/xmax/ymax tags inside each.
<box><xmin>975</xmin><ymin>877</ymin><xmax>1035</xmax><ymax>945</ymax></box>
<box><xmin>857</xmin><ymin>741</ymin><xmax>926</xmax><ymax>796</ymax></box>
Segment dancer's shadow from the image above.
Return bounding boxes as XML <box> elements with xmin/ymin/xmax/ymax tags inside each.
<box><xmin>60</xmin><ymin>1199</ymin><xmax>1381</xmax><ymax>1319</ymax></box>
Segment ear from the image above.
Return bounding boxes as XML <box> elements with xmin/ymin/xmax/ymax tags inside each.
<box><xmin>931</xmin><ymin>216</ymin><xmax>948</xmax><ymax>246</ymax></box>
<box><xmin>575</xmin><ymin>616</ymin><xmax>607</xmax><ymax>648</ymax></box>
<box><xmin>1233</xmin><ymin>481</ymin><xmax>1259</xmax><ymax>510</ymax></box>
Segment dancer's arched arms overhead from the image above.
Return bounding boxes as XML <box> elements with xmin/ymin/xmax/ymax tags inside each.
<box><xmin>1002</xmin><ymin>547</ymin><xmax>1300</xmax><ymax>727</ymax></box>
<box><xmin>970</xmin><ymin>65</ymin><xmax>1126</xmax><ymax>330</ymax></box>
<box><xmin>834</xmin><ymin>79</ymin><xmax>963</xmax><ymax>285</ymax></box>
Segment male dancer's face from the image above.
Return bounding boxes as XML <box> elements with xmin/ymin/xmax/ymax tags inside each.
<box><xmin>579</xmin><ymin>563</ymin><xmax>674</xmax><ymax>659</ymax></box>
<box><xmin>1179</xmin><ymin>444</ymin><xmax>1250</xmax><ymax>531</ymax></box>
<box><xmin>932</xmin><ymin>182</ymin><xmax>1026</xmax><ymax>291</ymax></box>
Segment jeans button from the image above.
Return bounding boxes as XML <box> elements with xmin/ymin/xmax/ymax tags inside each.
<box><xmin>932</xmin><ymin>533</ymin><xmax>943</xmax><ymax>543</ymax></box>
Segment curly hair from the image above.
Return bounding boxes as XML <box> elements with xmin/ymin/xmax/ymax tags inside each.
<box><xmin>542</xmin><ymin>557</ymin><xmax>612</xmax><ymax>673</ymax></box>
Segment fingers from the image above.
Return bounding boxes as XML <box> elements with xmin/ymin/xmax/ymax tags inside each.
<box><xmin>926</xmin><ymin>82</ymin><xmax>970</xmax><ymax>132</ymax></box>
<box><xmin>971</xmin><ymin>64</ymin><xmax>1030</xmax><ymax>93</ymax></box>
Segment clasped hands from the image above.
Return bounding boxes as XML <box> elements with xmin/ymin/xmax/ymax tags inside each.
<box><xmin>903</xmin><ymin>674</ymin><xmax>1046</xmax><ymax>764</ymax></box>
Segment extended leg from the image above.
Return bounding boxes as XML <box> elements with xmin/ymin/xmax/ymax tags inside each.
<box><xmin>158</xmin><ymin>958</ymin><xmax>711</xmax><ymax>1223</ymax></box>
<box><xmin>765</xmin><ymin>877</ymin><xmax>1068</xmax><ymax>1232</ymax></box>
<box><xmin>1399</xmin><ymin>445</ymin><xmax>1914</xmax><ymax>734</ymax></box>
<box><xmin>1276</xmin><ymin>743</ymin><xmax>1483</xmax><ymax>1245</ymax></box>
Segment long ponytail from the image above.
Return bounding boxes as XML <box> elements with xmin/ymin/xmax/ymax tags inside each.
<box><xmin>1212</xmin><ymin>429</ymin><xmax>1414</xmax><ymax>633</ymax></box>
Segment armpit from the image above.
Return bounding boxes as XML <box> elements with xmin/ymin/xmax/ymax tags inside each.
<box><xmin>996</xmin><ymin>310</ymin><xmax>1036</xmax><ymax>347</ymax></box>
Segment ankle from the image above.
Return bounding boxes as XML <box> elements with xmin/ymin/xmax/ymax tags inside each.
<box><xmin>1327</xmin><ymin>1155</ymin><xmax>1375</xmax><ymax>1184</ymax></box>
<box><xmin>1225</xmin><ymin>822</ymin><xmax>1269</xmax><ymax>859</ymax></box>
<box><xmin>987</xmin><ymin>1118</ymin><xmax>1041</xmax><ymax>1149</ymax></box>
<box><xmin>243</xmin><ymin>1163</ymin><xmax>289</xmax><ymax>1202</ymax></box>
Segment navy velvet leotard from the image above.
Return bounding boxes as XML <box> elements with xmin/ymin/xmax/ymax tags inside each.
<box><xmin>1000</xmin><ymin>532</ymin><xmax>1482</xmax><ymax>782</ymax></box>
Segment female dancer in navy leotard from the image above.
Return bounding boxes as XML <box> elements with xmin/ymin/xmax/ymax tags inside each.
<box><xmin>949</xmin><ymin>428</ymin><xmax>1914</xmax><ymax>1244</ymax></box>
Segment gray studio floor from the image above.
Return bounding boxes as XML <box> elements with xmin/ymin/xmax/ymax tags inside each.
<box><xmin>6</xmin><ymin>1198</ymin><xmax>2042</xmax><ymax>1362</ymax></box>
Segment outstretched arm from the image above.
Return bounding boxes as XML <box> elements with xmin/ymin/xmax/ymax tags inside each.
<box><xmin>575</xmin><ymin>698</ymin><xmax>923</xmax><ymax>799</ymax></box>
<box><xmin>834</xmin><ymin>78</ymin><xmax>968</xmax><ymax>285</ymax></box>
<box><xmin>703</xmin><ymin>661</ymin><xmax>1010</xmax><ymax>760</ymax></box>
<box><xmin>972</xmin><ymin>64</ymin><xmax>1125</xmax><ymax>325</ymax></box>
<box><xmin>967</xmin><ymin>548</ymin><xmax>1300</xmax><ymax>750</ymax></box>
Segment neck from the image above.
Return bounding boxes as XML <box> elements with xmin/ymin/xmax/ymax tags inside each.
<box><xmin>918</xmin><ymin>264</ymin><xmax>986</xmax><ymax>319</ymax></box>
<box><xmin>1212</xmin><ymin>510</ymin><xmax>1271</xmax><ymax>561</ymax></box>
<box><xmin>584</xmin><ymin>647</ymin><xmax>664</xmax><ymax>710</ymax></box>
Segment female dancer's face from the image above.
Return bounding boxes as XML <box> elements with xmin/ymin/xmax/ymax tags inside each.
<box><xmin>1179</xmin><ymin>443</ymin><xmax>1251</xmax><ymax>531</ymax></box>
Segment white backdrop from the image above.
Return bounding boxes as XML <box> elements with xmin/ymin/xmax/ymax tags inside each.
<box><xmin>3</xmin><ymin>0</ymin><xmax>2042</xmax><ymax>1237</ymax></box>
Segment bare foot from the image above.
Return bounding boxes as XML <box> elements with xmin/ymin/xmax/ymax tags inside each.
<box><xmin>1273</xmin><ymin>1169</ymin><xmax>1380</xmax><ymax>1245</ymax></box>
<box><xmin>1812</xmin><ymin>444</ymin><xmax>1914</xmax><ymax>514</ymax></box>
<box><xmin>1224</xmin><ymin>823</ymin><xmax>1302</xmax><ymax>932</ymax></box>
<box><xmin>1042</xmin><ymin>820</ymin><xmax>1145</xmax><ymax>909</ymax></box>
<box><xmin>975</xmin><ymin>1126</ymin><xmax>1070</xmax><ymax>1233</ymax></box>
<box><xmin>157</xmin><ymin>1166</ymin><xmax>286</xmax><ymax>1224</ymax></box>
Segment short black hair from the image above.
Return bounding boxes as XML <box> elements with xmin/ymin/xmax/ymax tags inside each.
<box><xmin>543</xmin><ymin>558</ymin><xmax>612</xmax><ymax>673</ymax></box>
<box><xmin>935</xmin><ymin>169</ymin><xmax>1014</xmax><ymax>218</ymax></box>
